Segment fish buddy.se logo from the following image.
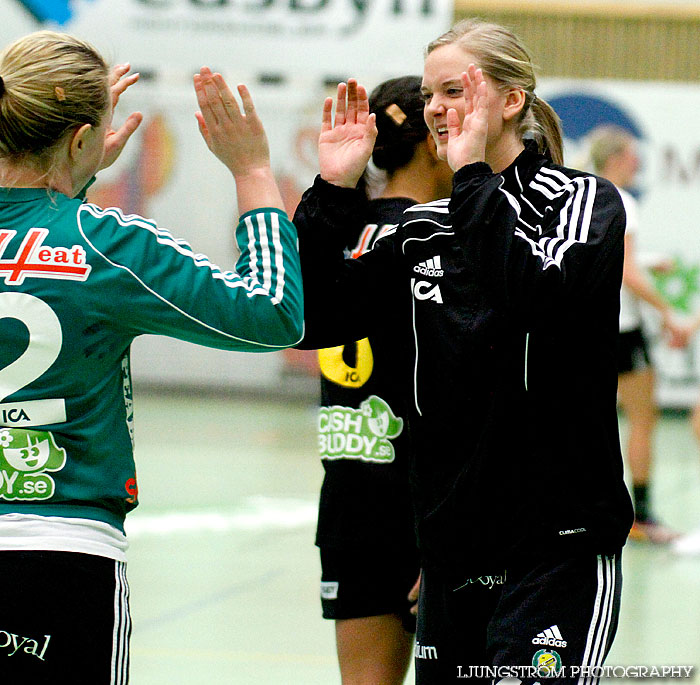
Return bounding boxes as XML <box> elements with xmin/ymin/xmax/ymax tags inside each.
<box><xmin>15</xmin><ymin>0</ymin><xmax>96</xmax><ymax>25</ymax></box>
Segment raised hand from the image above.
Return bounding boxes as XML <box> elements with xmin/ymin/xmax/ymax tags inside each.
<box><xmin>446</xmin><ymin>64</ymin><xmax>488</xmax><ymax>172</ymax></box>
<box><xmin>100</xmin><ymin>63</ymin><xmax>143</xmax><ymax>171</ymax></box>
<box><xmin>318</xmin><ymin>79</ymin><xmax>377</xmax><ymax>188</ymax></box>
<box><xmin>194</xmin><ymin>67</ymin><xmax>283</xmax><ymax>213</ymax></box>
<box><xmin>194</xmin><ymin>67</ymin><xmax>271</xmax><ymax>177</ymax></box>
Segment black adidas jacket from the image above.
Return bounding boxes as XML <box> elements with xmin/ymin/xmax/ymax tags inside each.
<box><xmin>316</xmin><ymin>197</ymin><xmax>417</xmax><ymax>552</ymax></box>
<box><xmin>296</xmin><ymin>145</ymin><xmax>634</xmax><ymax>582</ymax></box>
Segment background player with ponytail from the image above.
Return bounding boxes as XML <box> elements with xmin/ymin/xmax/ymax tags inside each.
<box><xmin>315</xmin><ymin>75</ymin><xmax>452</xmax><ymax>685</ymax></box>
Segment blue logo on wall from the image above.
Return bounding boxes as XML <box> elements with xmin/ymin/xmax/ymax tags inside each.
<box><xmin>549</xmin><ymin>93</ymin><xmax>644</xmax><ymax>143</ymax></box>
<box><xmin>16</xmin><ymin>0</ymin><xmax>96</xmax><ymax>25</ymax></box>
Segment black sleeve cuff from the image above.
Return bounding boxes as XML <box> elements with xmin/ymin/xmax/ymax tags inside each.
<box><xmin>311</xmin><ymin>174</ymin><xmax>366</xmax><ymax>204</ymax></box>
<box><xmin>452</xmin><ymin>162</ymin><xmax>494</xmax><ymax>187</ymax></box>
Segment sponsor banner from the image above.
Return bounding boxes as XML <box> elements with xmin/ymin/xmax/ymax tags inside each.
<box><xmin>5</xmin><ymin>0</ymin><xmax>452</xmax><ymax>79</ymax></box>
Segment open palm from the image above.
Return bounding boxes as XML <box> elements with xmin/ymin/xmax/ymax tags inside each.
<box><xmin>319</xmin><ymin>79</ymin><xmax>377</xmax><ymax>188</ymax></box>
<box><xmin>100</xmin><ymin>63</ymin><xmax>143</xmax><ymax>172</ymax></box>
<box><xmin>446</xmin><ymin>65</ymin><xmax>489</xmax><ymax>172</ymax></box>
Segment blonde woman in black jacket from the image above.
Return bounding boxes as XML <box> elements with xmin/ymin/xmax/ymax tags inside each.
<box><xmin>290</xmin><ymin>19</ymin><xmax>634</xmax><ymax>684</ymax></box>
<box><xmin>203</xmin><ymin>15</ymin><xmax>636</xmax><ymax>685</ymax></box>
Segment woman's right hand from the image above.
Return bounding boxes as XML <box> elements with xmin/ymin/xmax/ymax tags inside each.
<box><xmin>194</xmin><ymin>67</ymin><xmax>270</xmax><ymax>177</ymax></box>
<box><xmin>99</xmin><ymin>63</ymin><xmax>143</xmax><ymax>172</ymax></box>
<box><xmin>319</xmin><ymin>79</ymin><xmax>377</xmax><ymax>189</ymax></box>
<box><xmin>446</xmin><ymin>64</ymin><xmax>489</xmax><ymax>172</ymax></box>
<box><xmin>194</xmin><ymin>67</ymin><xmax>284</xmax><ymax>213</ymax></box>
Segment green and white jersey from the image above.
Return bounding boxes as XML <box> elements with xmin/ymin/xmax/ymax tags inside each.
<box><xmin>0</xmin><ymin>187</ymin><xmax>303</xmax><ymax>541</ymax></box>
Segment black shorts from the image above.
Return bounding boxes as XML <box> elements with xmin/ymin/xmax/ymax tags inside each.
<box><xmin>319</xmin><ymin>544</ymin><xmax>420</xmax><ymax>632</ymax></box>
<box><xmin>617</xmin><ymin>328</ymin><xmax>651</xmax><ymax>374</ymax></box>
<box><xmin>0</xmin><ymin>551</ymin><xmax>130</xmax><ymax>684</ymax></box>
<box><xmin>415</xmin><ymin>552</ymin><xmax>622</xmax><ymax>684</ymax></box>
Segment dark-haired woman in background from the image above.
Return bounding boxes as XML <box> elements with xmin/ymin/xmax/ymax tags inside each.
<box><xmin>315</xmin><ymin>75</ymin><xmax>452</xmax><ymax>685</ymax></box>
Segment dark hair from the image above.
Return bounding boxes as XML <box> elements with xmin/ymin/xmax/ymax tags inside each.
<box><xmin>369</xmin><ymin>75</ymin><xmax>428</xmax><ymax>174</ymax></box>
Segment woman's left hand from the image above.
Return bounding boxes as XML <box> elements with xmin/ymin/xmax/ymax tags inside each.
<box><xmin>99</xmin><ymin>63</ymin><xmax>143</xmax><ymax>172</ymax></box>
<box><xmin>446</xmin><ymin>64</ymin><xmax>488</xmax><ymax>172</ymax></box>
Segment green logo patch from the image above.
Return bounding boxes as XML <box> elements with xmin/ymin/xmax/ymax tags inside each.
<box><xmin>532</xmin><ymin>649</ymin><xmax>563</xmax><ymax>677</ymax></box>
<box><xmin>319</xmin><ymin>395</ymin><xmax>403</xmax><ymax>463</ymax></box>
<box><xmin>0</xmin><ymin>428</ymin><xmax>67</xmax><ymax>500</ymax></box>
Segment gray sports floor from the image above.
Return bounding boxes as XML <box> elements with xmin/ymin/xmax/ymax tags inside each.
<box><xmin>125</xmin><ymin>388</ymin><xmax>700</xmax><ymax>684</ymax></box>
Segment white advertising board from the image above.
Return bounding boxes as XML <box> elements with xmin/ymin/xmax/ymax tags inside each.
<box><xmin>3</xmin><ymin>0</ymin><xmax>452</xmax><ymax>80</ymax></box>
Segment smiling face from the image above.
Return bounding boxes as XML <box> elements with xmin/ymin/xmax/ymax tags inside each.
<box><xmin>421</xmin><ymin>43</ymin><xmax>525</xmax><ymax>171</ymax></box>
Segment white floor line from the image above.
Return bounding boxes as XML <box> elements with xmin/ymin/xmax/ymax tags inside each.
<box><xmin>125</xmin><ymin>495</ymin><xmax>317</xmax><ymax>537</ymax></box>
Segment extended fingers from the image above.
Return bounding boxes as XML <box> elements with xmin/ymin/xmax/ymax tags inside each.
<box><xmin>462</xmin><ymin>65</ymin><xmax>483</xmax><ymax>111</ymax></box>
<box><xmin>473</xmin><ymin>74</ymin><xmax>488</xmax><ymax>119</ymax></box>
<box><xmin>321</xmin><ymin>97</ymin><xmax>333</xmax><ymax>133</ymax></box>
<box><xmin>462</xmin><ymin>68</ymin><xmax>474</xmax><ymax>116</ymax></box>
<box><xmin>237</xmin><ymin>84</ymin><xmax>255</xmax><ymax>117</ymax></box>
<box><xmin>345</xmin><ymin>79</ymin><xmax>369</xmax><ymax>125</ymax></box>
<box><xmin>446</xmin><ymin>107</ymin><xmax>461</xmax><ymax>137</ymax></box>
<box><xmin>195</xmin><ymin>67</ymin><xmax>231</xmax><ymax>129</ymax></box>
<box><xmin>213</xmin><ymin>72</ymin><xmax>242</xmax><ymax>118</ymax></box>
<box><xmin>328</xmin><ymin>79</ymin><xmax>369</xmax><ymax>128</ymax></box>
<box><xmin>100</xmin><ymin>110</ymin><xmax>143</xmax><ymax>170</ymax></box>
<box><xmin>356</xmin><ymin>83</ymin><xmax>370</xmax><ymax>124</ymax></box>
<box><xmin>334</xmin><ymin>82</ymin><xmax>347</xmax><ymax>127</ymax></box>
<box><xmin>112</xmin><ymin>72</ymin><xmax>139</xmax><ymax>99</ymax></box>
<box><xmin>109</xmin><ymin>63</ymin><xmax>131</xmax><ymax>87</ymax></box>
<box><xmin>346</xmin><ymin>79</ymin><xmax>358</xmax><ymax>124</ymax></box>
<box><xmin>236</xmin><ymin>83</ymin><xmax>264</xmax><ymax>135</ymax></box>
<box><xmin>110</xmin><ymin>67</ymin><xmax>140</xmax><ymax>108</ymax></box>
<box><xmin>110</xmin><ymin>111</ymin><xmax>143</xmax><ymax>151</ymax></box>
<box><xmin>193</xmin><ymin>70</ymin><xmax>210</xmax><ymax>121</ymax></box>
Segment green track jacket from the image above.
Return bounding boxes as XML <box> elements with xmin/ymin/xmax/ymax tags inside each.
<box><xmin>0</xmin><ymin>187</ymin><xmax>303</xmax><ymax>531</ymax></box>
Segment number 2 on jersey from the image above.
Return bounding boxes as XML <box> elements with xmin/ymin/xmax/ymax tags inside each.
<box><xmin>0</xmin><ymin>292</ymin><xmax>66</xmax><ymax>426</ymax></box>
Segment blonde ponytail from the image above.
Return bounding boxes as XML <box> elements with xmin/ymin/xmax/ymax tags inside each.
<box><xmin>524</xmin><ymin>96</ymin><xmax>564</xmax><ymax>165</ymax></box>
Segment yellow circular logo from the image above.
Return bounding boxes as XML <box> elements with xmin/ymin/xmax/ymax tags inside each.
<box><xmin>532</xmin><ymin>649</ymin><xmax>562</xmax><ymax>676</ymax></box>
<box><xmin>318</xmin><ymin>338</ymin><xmax>373</xmax><ymax>388</ymax></box>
